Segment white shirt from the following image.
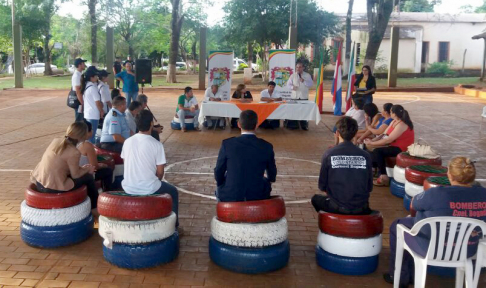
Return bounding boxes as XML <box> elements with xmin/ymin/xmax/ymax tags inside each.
<box><xmin>125</xmin><ymin>111</ymin><xmax>136</xmax><ymax>135</ymax></box>
<box><xmin>204</xmin><ymin>88</ymin><xmax>222</xmax><ymax>101</ymax></box>
<box><xmin>287</xmin><ymin>71</ymin><xmax>313</xmax><ymax>100</ymax></box>
<box><xmin>345</xmin><ymin>107</ymin><xmax>366</xmax><ymax>130</ymax></box>
<box><xmin>72</xmin><ymin>70</ymin><xmax>82</xmax><ymax>91</ymax></box>
<box><xmin>83</xmin><ymin>82</ymin><xmax>101</xmax><ymax>120</ymax></box>
<box><xmin>180</xmin><ymin>96</ymin><xmax>198</xmax><ymax>109</ymax></box>
<box><xmin>98</xmin><ymin>82</ymin><xmax>111</xmax><ymax>113</ymax></box>
<box><xmin>121</xmin><ymin>133</ymin><xmax>167</xmax><ymax>195</ymax></box>
<box><xmin>260</xmin><ymin>89</ymin><xmax>281</xmax><ymax>99</ymax></box>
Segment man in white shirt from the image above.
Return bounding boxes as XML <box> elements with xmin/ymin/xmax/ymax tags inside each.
<box><xmin>125</xmin><ymin>101</ymin><xmax>142</xmax><ymax>136</ymax></box>
<box><xmin>286</xmin><ymin>61</ymin><xmax>314</xmax><ymax>130</ymax></box>
<box><xmin>121</xmin><ymin>109</ymin><xmax>179</xmax><ymax>226</ymax></box>
<box><xmin>204</xmin><ymin>85</ymin><xmax>225</xmax><ymax>129</ymax></box>
<box><xmin>177</xmin><ymin>87</ymin><xmax>200</xmax><ymax>132</ymax></box>
<box><xmin>72</xmin><ymin>58</ymin><xmax>86</xmax><ymax>121</ymax></box>
<box><xmin>260</xmin><ymin>81</ymin><xmax>281</xmax><ymax>129</ymax></box>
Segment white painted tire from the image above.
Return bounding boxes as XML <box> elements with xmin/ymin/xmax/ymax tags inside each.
<box><xmin>173</xmin><ymin>116</ymin><xmax>194</xmax><ymax>124</ymax></box>
<box><xmin>405</xmin><ymin>180</ymin><xmax>424</xmax><ymax>197</ymax></box>
<box><xmin>386</xmin><ymin>167</ymin><xmax>394</xmax><ymax>178</ymax></box>
<box><xmin>99</xmin><ymin>212</ymin><xmax>176</xmax><ymax>245</ymax></box>
<box><xmin>210</xmin><ymin>216</ymin><xmax>288</xmax><ymax>248</ymax></box>
<box><xmin>317</xmin><ymin>231</ymin><xmax>382</xmax><ymax>258</ymax></box>
<box><xmin>114</xmin><ymin>164</ymin><xmax>124</xmax><ymax>177</ymax></box>
<box><xmin>394</xmin><ymin>166</ymin><xmax>406</xmax><ymax>184</ymax></box>
<box><xmin>21</xmin><ymin>197</ymin><xmax>91</xmax><ymax>227</ymax></box>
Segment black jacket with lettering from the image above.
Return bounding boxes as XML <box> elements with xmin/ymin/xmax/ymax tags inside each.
<box><xmin>318</xmin><ymin>141</ymin><xmax>373</xmax><ymax>210</ymax></box>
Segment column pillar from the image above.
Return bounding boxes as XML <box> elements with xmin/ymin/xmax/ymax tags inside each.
<box><xmin>388</xmin><ymin>26</ymin><xmax>400</xmax><ymax>88</ymax></box>
<box><xmin>198</xmin><ymin>27</ymin><xmax>206</xmax><ymax>90</ymax></box>
<box><xmin>13</xmin><ymin>24</ymin><xmax>23</xmax><ymax>88</ymax></box>
<box><xmin>106</xmin><ymin>27</ymin><xmax>114</xmax><ymax>88</ymax></box>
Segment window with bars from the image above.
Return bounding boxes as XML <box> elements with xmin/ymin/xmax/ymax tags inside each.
<box><xmin>438</xmin><ymin>42</ymin><xmax>450</xmax><ymax>62</ymax></box>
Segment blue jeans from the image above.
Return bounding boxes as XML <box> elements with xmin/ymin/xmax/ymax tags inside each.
<box><xmin>85</xmin><ymin>119</ymin><xmax>98</xmax><ymax>144</ymax></box>
<box><xmin>154</xmin><ymin>181</ymin><xmax>179</xmax><ymax>227</ymax></box>
<box><xmin>75</xmin><ymin>110</ymin><xmax>84</xmax><ymax>122</ymax></box>
<box><xmin>177</xmin><ymin>109</ymin><xmax>200</xmax><ymax>128</ymax></box>
<box><xmin>363</xmin><ymin>94</ymin><xmax>373</xmax><ymax>105</ymax></box>
<box><xmin>125</xmin><ymin>91</ymin><xmax>139</xmax><ymax>107</ymax></box>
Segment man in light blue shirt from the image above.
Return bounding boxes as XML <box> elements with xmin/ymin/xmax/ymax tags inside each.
<box><xmin>100</xmin><ymin>96</ymin><xmax>131</xmax><ymax>153</ymax></box>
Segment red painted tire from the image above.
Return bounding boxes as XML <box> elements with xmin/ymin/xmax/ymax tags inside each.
<box><xmin>97</xmin><ymin>192</ymin><xmax>172</xmax><ymax>220</ymax></box>
<box><xmin>405</xmin><ymin>165</ymin><xmax>448</xmax><ymax>186</ymax></box>
<box><xmin>423</xmin><ymin>176</ymin><xmax>450</xmax><ymax>191</ymax></box>
<box><xmin>97</xmin><ymin>154</ymin><xmax>115</xmax><ymax>171</ymax></box>
<box><xmin>385</xmin><ymin>157</ymin><xmax>396</xmax><ymax>168</ymax></box>
<box><xmin>24</xmin><ymin>184</ymin><xmax>87</xmax><ymax>209</ymax></box>
<box><xmin>396</xmin><ymin>152</ymin><xmax>441</xmax><ymax>168</ymax></box>
<box><xmin>318</xmin><ymin>210</ymin><xmax>383</xmax><ymax>238</ymax></box>
<box><xmin>217</xmin><ymin>196</ymin><xmax>286</xmax><ymax>223</ymax></box>
<box><xmin>94</xmin><ymin>147</ymin><xmax>123</xmax><ymax>165</ymax></box>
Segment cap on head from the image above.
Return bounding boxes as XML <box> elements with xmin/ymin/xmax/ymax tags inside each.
<box><xmin>99</xmin><ymin>70</ymin><xmax>110</xmax><ymax>78</ymax></box>
<box><xmin>74</xmin><ymin>58</ymin><xmax>87</xmax><ymax>68</ymax></box>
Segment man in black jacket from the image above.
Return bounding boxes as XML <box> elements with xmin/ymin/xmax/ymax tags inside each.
<box><xmin>311</xmin><ymin>116</ymin><xmax>373</xmax><ymax>215</ymax></box>
<box><xmin>214</xmin><ymin>110</ymin><xmax>277</xmax><ymax>202</ymax></box>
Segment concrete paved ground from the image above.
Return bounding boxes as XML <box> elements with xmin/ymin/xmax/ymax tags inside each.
<box><xmin>0</xmin><ymin>89</ymin><xmax>485</xmax><ymax>287</ymax></box>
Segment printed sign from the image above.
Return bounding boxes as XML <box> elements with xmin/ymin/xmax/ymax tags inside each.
<box><xmin>269</xmin><ymin>50</ymin><xmax>295</xmax><ymax>99</ymax></box>
<box><xmin>208</xmin><ymin>51</ymin><xmax>234</xmax><ymax>101</ymax></box>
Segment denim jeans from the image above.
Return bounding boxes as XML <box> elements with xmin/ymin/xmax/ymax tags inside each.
<box><xmin>85</xmin><ymin>119</ymin><xmax>99</xmax><ymax>144</ymax></box>
<box><xmin>153</xmin><ymin>181</ymin><xmax>179</xmax><ymax>227</ymax></box>
<box><xmin>177</xmin><ymin>109</ymin><xmax>200</xmax><ymax>128</ymax></box>
<box><xmin>125</xmin><ymin>91</ymin><xmax>139</xmax><ymax>107</ymax></box>
<box><xmin>75</xmin><ymin>110</ymin><xmax>84</xmax><ymax>122</ymax></box>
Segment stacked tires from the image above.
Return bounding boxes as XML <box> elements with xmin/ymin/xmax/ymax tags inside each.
<box><xmin>391</xmin><ymin>152</ymin><xmax>442</xmax><ymax>199</ymax></box>
<box><xmin>97</xmin><ymin>192</ymin><xmax>178</xmax><ymax>269</ymax></box>
<box><xmin>385</xmin><ymin>157</ymin><xmax>396</xmax><ymax>180</ymax></box>
<box><xmin>424</xmin><ymin>176</ymin><xmax>450</xmax><ymax>191</ymax></box>
<box><xmin>316</xmin><ymin>211</ymin><xmax>383</xmax><ymax>275</ymax></box>
<box><xmin>20</xmin><ymin>184</ymin><xmax>94</xmax><ymax>248</ymax></box>
<box><xmin>94</xmin><ymin>149</ymin><xmax>123</xmax><ymax>188</ymax></box>
<box><xmin>404</xmin><ymin>165</ymin><xmax>447</xmax><ymax>211</ymax></box>
<box><xmin>171</xmin><ymin>115</ymin><xmax>195</xmax><ymax>130</ymax></box>
<box><xmin>209</xmin><ymin>196</ymin><xmax>290</xmax><ymax>274</ymax></box>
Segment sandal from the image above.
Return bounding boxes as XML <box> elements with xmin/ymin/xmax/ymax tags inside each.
<box><xmin>373</xmin><ymin>177</ymin><xmax>390</xmax><ymax>187</ymax></box>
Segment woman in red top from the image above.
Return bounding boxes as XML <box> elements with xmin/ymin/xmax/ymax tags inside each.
<box><xmin>365</xmin><ymin>105</ymin><xmax>414</xmax><ymax>186</ymax></box>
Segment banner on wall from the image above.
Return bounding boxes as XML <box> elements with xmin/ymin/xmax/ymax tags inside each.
<box><xmin>208</xmin><ymin>50</ymin><xmax>234</xmax><ymax>101</ymax></box>
<box><xmin>268</xmin><ymin>49</ymin><xmax>296</xmax><ymax>99</ymax></box>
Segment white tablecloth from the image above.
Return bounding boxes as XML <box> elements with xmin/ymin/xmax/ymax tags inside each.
<box><xmin>198</xmin><ymin>101</ymin><xmax>322</xmax><ymax>125</ymax></box>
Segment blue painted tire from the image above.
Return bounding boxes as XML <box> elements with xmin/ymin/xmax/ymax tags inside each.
<box><xmin>170</xmin><ymin>121</ymin><xmax>194</xmax><ymax>130</ymax></box>
<box><xmin>20</xmin><ymin>214</ymin><xmax>94</xmax><ymax>248</ymax></box>
<box><xmin>315</xmin><ymin>245</ymin><xmax>379</xmax><ymax>275</ymax></box>
<box><xmin>390</xmin><ymin>178</ymin><xmax>405</xmax><ymax>198</ymax></box>
<box><xmin>209</xmin><ymin>237</ymin><xmax>290</xmax><ymax>274</ymax></box>
<box><xmin>403</xmin><ymin>194</ymin><xmax>412</xmax><ymax>211</ymax></box>
<box><xmin>103</xmin><ymin>232</ymin><xmax>179</xmax><ymax>269</ymax></box>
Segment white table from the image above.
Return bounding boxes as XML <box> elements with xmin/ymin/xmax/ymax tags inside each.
<box><xmin>198</xmin><ymin>100</ymin><xmax>322</xmax><ymax>125</ymax></box>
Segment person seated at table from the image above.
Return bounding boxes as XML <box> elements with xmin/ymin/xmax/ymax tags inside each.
<box><xmin>136</xmin><ymin>94</ymin><xmax>163</xmax><ymax>139</ymax></box>
<box><xmin>365</xmin><ymin>105</ymin><xmax>414</xmax><ymax>187</ymax></box>
<box><xmin>177</xmin><ymin>87</ymin><xmax>201</xmax><ymax>132</ymax></box>
<box><xmin>311</xmin><ymin>116</ymin><xmax>373</xmax><ymax>215</ymax></box>
<box><xmin>333</xmin><ymin>96</ymin><xmax>365</xmax><ymax>146</ymax></box>
<box><xmin>231</xmin><ymin>84</ymin><xmax>253</xmax><ymax>128</ymax></box>
<box><xmin>78</xmin><ymin>121</ymin><xmax>113</xmax><ymax>191</ymax></box>
<box><xmin>357</xmin><ymin>103</ymin><xmax>393</xmax><ymax>144</ymax></box>
<box><xmin>214</xmin><ymin>110</ymin><xmax>277</xmax><ymax>202</ymax></box>
<box><xmin>121</xmin><ymin>110</ymin><xmax>179</xmax><ymax>226</ymax></box>
<box><xmin>31</xmin><ymin>122</ymin><xmax>98</xmax><ymax>211</ymax></box>
<box><xmin>125</xmin><ymin>101</ymin><xmax>143</xmax><ymax>136</ymax></box>
<box><xmin>204</xmin><ymin>84</ymin><xmax>225</xmax><ymax>129</ymax></box>
<box><xmin>384</xmin><ymin>157</ymin><xmax>486</xmax><ymax>287</ymax></box>
<box><xmin>356</xmin><ymin>103</ymin><xmax>380</xmax><ymax>140</ymax></box>
<box><xmin>99</xmin><ymin>96</ymin><xmax>130</xmax><ymax>154</ymax></box>
<box><xmin>258</xmin><ymin>81</ymin><xmax>282</xmax><ymax>130</ymax></box>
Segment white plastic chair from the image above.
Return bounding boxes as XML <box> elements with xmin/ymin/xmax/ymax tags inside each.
<box><xmin>394</xmin><ymin>217</ymin><xmax>486</xmax><ymax>288</ymax></box>
<box><xmin>473</xmin><ymin>240</ymin><xmax>486</xmax><ymax>288</ymax></box>
<box><xmin>480</xmin><ymin>107</ymin><xmax>486</xmax><ymax>136</ymax></box>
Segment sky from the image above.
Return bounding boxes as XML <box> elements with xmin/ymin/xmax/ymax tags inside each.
<box><xmin>59</xmin><ymin>0</ymin><xmax>486</xmax><ymax>25</ymax></box>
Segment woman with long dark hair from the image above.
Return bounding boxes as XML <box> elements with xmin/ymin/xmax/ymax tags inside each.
<box><xmin>365</xmin><ymin>105</ymin><xmax>415</xmax><ymax>186</ymax></box>
<box><xmin>354</xmin><ymin>65</ymin><xmax>377</xmax><ymax>104</ymax></box>
<box><xmin>231</xmin><ymin>84</ymin><xmax>253</xmax><ymax>128</ymax></box>
<box><xmin>357</xmin><ymin>103</ymin><xmax>394</xmax><ymax>143</ymax></box>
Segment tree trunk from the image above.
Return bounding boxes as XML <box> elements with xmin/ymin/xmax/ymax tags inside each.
<box><xmin>344</xmin><ymin>0</ymin><xmax>354</xmax><ymax>75</ymax></box>
<box><xmin>167</xmin><ymin>0</ymin><xmax>184</xmax><ymax>83</ymax></box>
<box><xmin>128</xmin><ymin>45</ymin><xmax>135</xmax><ymax>60</ymax></box>
<box><xmin>88</xmin><ymin>0</ymin><xmax>97</xmax><ymax>65</ymax></box>
<box><xmin>247</xmin><ymin>42</ymin><xmax>253</xmax><ymax>68</ymax></box>
<box><xmin>364</xmin><ymin>0</ymin><xmax>395</xmax><ymax>70</ymax></box>
<box><xmin>44</xmin><ymin>36</ymin><xmax>53</xmax><ymax>76</ymax></box>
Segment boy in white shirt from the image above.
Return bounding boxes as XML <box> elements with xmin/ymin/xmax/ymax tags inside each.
<box><xmin>98</xmin><ymin>70</ymin><xmax>112</xmax><ymax>114</ymax></box>
<box><xmin>333</xmin><ymin>97</ymin><xmax>365</xmax><ymax>146</ymax></box>
<box><xmin>121</xmin><ymin>110</ymin><xmax>179</xmax><ymax>226</ymax></box>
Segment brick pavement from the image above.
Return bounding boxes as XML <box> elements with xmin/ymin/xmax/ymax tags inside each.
<box><xmin>0</xmin><ymin>88</ymin><xmax>485</xmax><ymax>287</ymax></box>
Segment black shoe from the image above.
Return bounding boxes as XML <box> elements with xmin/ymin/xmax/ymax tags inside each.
<box><xmin>302</xmin><ymin>126</ymin><xmax>309</xmax><ymax>131</ymax></box>
<box><xmin>383</xmin><ymin>273</ymin><xmax>409</xmax><ymax>288</ymax></box>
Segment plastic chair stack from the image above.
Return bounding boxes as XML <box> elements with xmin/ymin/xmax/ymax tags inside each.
<box><xmin>97</xmin><ymin>192</ymin><xmax>179</xmax><ymax>269</ymax></box>
<box><xmin>209</xmin><ymin>196</ymin><xmax>290</xmax><ymax>274</ymax></box>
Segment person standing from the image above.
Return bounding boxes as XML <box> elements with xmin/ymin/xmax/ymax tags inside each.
<box><xmin>116</xmin><ymin>62</ymin><xmax>139</xmax><ymax>106</ymax></box>
<box><xmin>72</xmin><ymin>58</ymin><xmax>87</xmax><ymax>121</ymax></box>
<box><xmin>286</xmin><ymin>61</ymin><xmax>313</xmax><ymax>130</ymax></box>
<box><xmin>82</xmin><ymin>67</ymin><xmax>104</xmax><ymax>144</ymax></box>
<box><xmin>98</xmin><ymin>70</ymin><xmax>112</xmax><ymax>115</ymax></box>
<box><xmin>354</xmin><ymin>65</ymin><xmax>376</xmax><ymax>105</ymax></box>
<box><xmin>214</xmin><ymin>110</ymin><xmax>277</xmax><ymax>202</ymax></box>
<box><xmin>176</xmin><ymin>87</ymin><xmax>200</xmax><ymax>132</ymax></box>
<box><xmin>113</xmin><ymin>57</ymin><xmax>122</xmax><ymax>89</ymax></box>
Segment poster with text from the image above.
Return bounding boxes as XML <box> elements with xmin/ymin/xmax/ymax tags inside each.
<box><xmin>208</xmin><ymin>51</ymin><xmax>234</xmax><ymax>101</ymax></box>
<box><xmin>269</xmin><ymin>49</ymin><xmax>296</xmax><ymax>99</ymax></box>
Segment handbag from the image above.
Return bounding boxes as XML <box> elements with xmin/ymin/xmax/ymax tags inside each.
<box><xmin>67</xmin><ymin>88</ymin><xmax>80</xmax><ymax>109</ymax></box>
<box><xmin>407</xmin><ymin>139</ymin><xmax>440</xmax><ymax>159</ymax></box>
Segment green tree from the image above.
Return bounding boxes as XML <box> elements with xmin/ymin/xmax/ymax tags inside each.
<box><xmin>400</xmin><ymin>0</ymin><xmax>441</xmax><ymax>12</ymax></box>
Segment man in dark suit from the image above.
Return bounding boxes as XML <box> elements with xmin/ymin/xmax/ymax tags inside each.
<box><xmin>214</xmin><ymin>110</ymin><xmax>277</xmax><ymax>202</ymax></box>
